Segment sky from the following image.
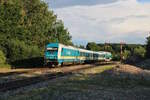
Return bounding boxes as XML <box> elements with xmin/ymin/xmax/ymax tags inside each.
<box><xmin>44</xmin><ymin>0</ymin><xmax>150</xmax><ymax>45</ymax></box>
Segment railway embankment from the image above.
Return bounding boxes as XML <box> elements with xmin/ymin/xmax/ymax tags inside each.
<box><xmin>136</xmin><ymin>59</ymin><xmax>150</xmax><ymax>69</ymax></box>
<box><xmin>0</xmin><ymin>64</ymin><xmax>150</xmax><ymax>100</ymax></box>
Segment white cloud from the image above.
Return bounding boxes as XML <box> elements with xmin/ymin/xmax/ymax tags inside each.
<box><xmin>52</xmin><ymin>0</ymin><xmax>150</xmax><ymax>45</ymax></box>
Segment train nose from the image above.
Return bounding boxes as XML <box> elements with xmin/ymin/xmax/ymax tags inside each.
<box><xmin>45</xmin><ymin>55</ymin><xmax>57</xmax><ymax>59</ymax></box>
<box><xmin>45</xmin><ymin>52</ymin><xmax>57</xmax><ymax>59</ymax></box>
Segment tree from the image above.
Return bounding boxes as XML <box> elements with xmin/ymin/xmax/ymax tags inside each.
<box><xmin>79</xmin><ymin>45</ymin><xmax>85</xmax><ymax>49</ymax></box>
<box><xmin>146</xmin><ymin>36</ymin><xmax>150</xmax><ymax>58</ymax></box>
<box><xmin>0</xmin><ymin>50</ymin><xmax>6</xmax><ymax>65</ymax></box>
<box><xmin>51</xmin><ymin>20</ymin><xmax>72</xmax><ymax>45</ymax></box>
<box><xmin>123</xmin><ymin>50</ymin><xmax>131</xmax><ymax>60</ymax></box>
<box><xmin>86</xmin><ymin>42</ymin><xmax>100</xmax><ymax>51</ymax></box>
<box><xmin>134</xmin><ymin>46</ymin><xmax>146</xmax><ymax>58</ymax></box>
<box><xmin>0</xmin><ymin>0</ymin><xmax>72</xmax><ymax>63</ymax></box>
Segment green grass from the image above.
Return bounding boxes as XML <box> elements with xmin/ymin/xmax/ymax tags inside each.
<box><xmin>1</xmin><ymin>65</ymin><xmax>150</xmax><ymax>100</ymax></box>
<box><xmin>0</xmin><ymin>64</ymin><xmax>11</xmax><ymax>69</ymax></box>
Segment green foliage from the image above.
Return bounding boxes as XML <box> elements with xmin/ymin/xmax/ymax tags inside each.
<box><xmin>86</xmin><ymin>42</ymin><xmax>100</xmax><ymax>51</ymax></box>
<box><xmin>0</xmin><ymin>0</ymin><xmax>72</xmax><ymax>64</ymax></box>
<box><xmin>134</xmin><ymin>46</ymin><xmax>146</xmax><ymax>58</ymax></box>
<box><xmin>79</xmin><ymin>45</ymin><xmax>85</xmax><ymax>49</ymax></box>
<box><xmin>6</xmin><ymin>39</ymin><xmax>41</xmax><ymax>62</ymax></box>
<box><xmin>51</xmin><ymin>20</ymin><xmax>72</xmax><ymax>45</ymax></box>
<box><xmin>86</xmin><ymin>42</ymin><xmax>146</xmax><ymax>61</ymax></box>
<box><xmin>123</xmin><ymin>50</ymin><xmax>131</xmax><ymax>60</ymax></box>
<box><xmin>0</xmin><ymin>50</ymin><xmax>6</xmax><ymax>65</ymax></box>
<box><xmin>112</xmin><ymin>53</ymin><xmax>121</xmax><ymax>61</ymax></box>
<box><xmin>146</xmin><ymin>36</ymin><xmax>150</xmax><ymax>58</ymax></box>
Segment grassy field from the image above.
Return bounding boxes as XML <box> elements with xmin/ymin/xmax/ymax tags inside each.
<box><xmin>0</xmin><ymin>64</ymin><xmax>11</xmax><ymax>69</ymax></box>
<box><xmin>1</xmin><ymin>64</ymin><xmax>150</xmax><ymax>100</ymax></box>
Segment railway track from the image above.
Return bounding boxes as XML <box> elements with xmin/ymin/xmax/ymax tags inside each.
<box><xmin>0</xmin><ymin>72</ymin><xmax>71</xmax><ymax>92</ymax></box>
<box><xmin>0</xmin><ymin>68</ymin><xmax>50</xmax><ymax>77</ymax></box>
<box><xmin>0</xmin><ymin>62</ymin><xmax>116</xmax><ymax>92</ymax></box>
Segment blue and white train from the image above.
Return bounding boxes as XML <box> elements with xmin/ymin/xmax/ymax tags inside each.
<box><xmin>44</xmin><ymin>43</ymin><xmax>112</xmax><ymax>66</ymax></box>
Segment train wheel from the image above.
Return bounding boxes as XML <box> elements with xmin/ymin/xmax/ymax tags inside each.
<box><xmin>47</xmin><ymin>62</ymin><xmax>52</xmax><ymax>68</ymax></box>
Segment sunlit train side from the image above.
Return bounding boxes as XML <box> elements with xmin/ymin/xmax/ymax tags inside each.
<box><xmin>44</xmin><ymin>43</ymin><xmax>112</xmax><ymax>66</ymax></box>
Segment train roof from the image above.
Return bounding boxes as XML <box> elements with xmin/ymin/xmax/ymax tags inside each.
<box><xmin>99</xmin><ymin>51</ymin><xmax>111</xmax><ymax>53</ymax></box>
<box><xmin>59</xmin><ymin>43</ymin><xmax>93</xmax><ymax>53</ymax></box>
<box><xmin>47</xmin><ymin>43</ymin><xmax>111</xmax><ymax>54</ymax></box>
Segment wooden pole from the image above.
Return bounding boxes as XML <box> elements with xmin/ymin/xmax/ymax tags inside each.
<box><xmin>120</xmin><ymin>42</ymin><xmax>125</xmax><ymax>63</ymax></box>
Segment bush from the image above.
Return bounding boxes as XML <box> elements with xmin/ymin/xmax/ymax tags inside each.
<box><xmin>124</xmin><ymin>47</ymin><xmax>145</xmax><ymax>64</ymax></box>
<box><xmin>0</xmin><ymin>50</ymin><xmax>6</xmax><ymax>65</ymax></box>
<box><xmin>134</xmin><ymin>46</ymin><xmax>146</xmax><ymax>58</ymax></box>
<box><xmin>6</xmin><ymin>39</ymin><xmax>42</xmax><ymax>63</ymax></box>
<box><xmin>123</xmin><ymin>50</ymin><xmax>131</xmax><ymax>60</ymax></box>
<box><xmin>146</xmin><ymin>36</ymin><xmax>150</xmax><ymax>58</ymax></box>
<box><xmin>112</xmin><ymin>53</ymin><xmax>121</xmax><ymax>61</ymax></box>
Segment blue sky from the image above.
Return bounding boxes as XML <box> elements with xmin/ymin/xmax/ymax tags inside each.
<box><xmin>48</xmin><ymin>0</ymin><xmax>117</xmax><ymax>8</ymax></box>
<box><xmin>138</xmin><ymin>0</ymin><xmax>150</xmax><ymax>3</ymax></box>
<box><xmin>45</xmin><ymin>0</ymin><xmax>150</xmax><ymax>45</ymax></box>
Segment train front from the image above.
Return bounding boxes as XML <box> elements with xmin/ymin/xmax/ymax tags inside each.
<box><xmin>44</xmin><ymin>43</ymin><xmax>59</xmax><ymax>66</ymax></box>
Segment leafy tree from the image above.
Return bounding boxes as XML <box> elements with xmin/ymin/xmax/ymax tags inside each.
<box><xmin>0</xmin><ymin>0</ymin><xmax>72</xmax><ymax>64</ymax></box>
<box><xmin>123</xmin><ymin>50</ymin><xmax>131</xmax><ymax>60</ymax></box>
<box><xmin>51</xmin><ymin>20</ymin><xmax>72</xmax><ymax>45</ymax></box>
<box><xmin>79</xmin><ymin>45</ymin><xmax>85</xmax><ymax>49</ymax></box>
<box><xmin>134</xmin><ymin>46</ymin><xmax>146</xmax><ymax>58</ymax></box>
<box><xmin>86</xmin><ymin>42</ymin><xmax>145</xmax><ymax>61</ymax></box>
<box><xmin>146</xmin><ymin>36</ymin><xmax>150</xmax><ymax>58</ymax></box>
<box><xmin>112</xmin><ymin>53</ymin><xmax>120</xmax><ymax>61</ymax></box>
<box><xmin>86</xmin><ymin>42</ymin><xmax>100</xmax><ymax>51</ymax></box>
<box><xmin>0</xmin><ymin>50</ymin><xmax>6</xmax><ymax>65</ymax></box>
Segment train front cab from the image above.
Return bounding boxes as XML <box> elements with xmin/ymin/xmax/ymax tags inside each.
<box><xmin>105</xmin><ymin>52</ymin><xmax>112</xmax><ymax>61</ymax></box>
<box><xmin>44</xmin><ymin>43</ymin><xmax>59</xmax><ymax>66</ymax></box>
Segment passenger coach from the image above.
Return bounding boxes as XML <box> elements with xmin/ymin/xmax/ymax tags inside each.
<box><xmin>44</xmin><ymin>43</ymin><xmax>112</xmax><ymax>66</ymax></box>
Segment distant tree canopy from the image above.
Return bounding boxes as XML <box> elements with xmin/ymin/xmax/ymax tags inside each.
<box><xmin>146</xmin><ymin>36</ymin><xmax>150</xmax><ymax>58</ymax></box>
<box><xmin>134</xmin><ymin>46</ymin><xmax>146</xmax><ymax>58</ymax></box>
<box><xmin>86</xmin><ymin>42</ymin><xmax>100</xmax><ymax>51</ymax></box>
<box><xmin>0</xmin><ymin>0</ymin><xmax>72</xmax><ymax>63</ymax></box>
<box><xmin>86</xmin><ymin>42</ymin><xmax>146</xmax><ymax>61</ymax></box>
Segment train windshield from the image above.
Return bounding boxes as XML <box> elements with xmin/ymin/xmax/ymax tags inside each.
<box><xmin>46</xmin><ymin>48</ymin><xmax>58</xmax><ymax>54</ymax></box>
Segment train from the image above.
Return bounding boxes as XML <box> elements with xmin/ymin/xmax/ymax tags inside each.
<box><xmin>44</xmin><ymin>43</ymin><xmax>112</xmax><ymax>66</ymax></box>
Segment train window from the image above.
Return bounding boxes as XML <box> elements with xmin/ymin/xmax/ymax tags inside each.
<box><xmin>90</xmin><ymin>54</ymin><xmax>92</xmax><ymax>57</ymax></box>
<box><xmin>80</xmin><ymin>52</ymin><xmax>82</xmax><ymax>56</ymax></box>
<box><xmin>84</xmin><ymin>53</ymin><xmax>86</xmax><ymax>56</ymax></box>
<box><xmin>86</xmin><ymin>53</ymin><xmax>88</xmax><ymax>57</ymax></box>
<box><xmin>81</xmin><ymin>52</ymin><xmax>83</xmax><ymax>56</ymax></box>
<box><xmin>61</xmin><ymin>48</ymin><xmax>64</xmax><ymax>56</ymax></box>
<box><xmin>62</xmin><ymin>48</ymin><xmax>64</xmax><ymax>52</ymax></box>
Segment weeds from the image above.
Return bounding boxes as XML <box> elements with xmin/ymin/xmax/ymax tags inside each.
<box><xmin>1</xmin><ymin>65</ymin><xmax>150</xmax><ymax>100</ymax></box>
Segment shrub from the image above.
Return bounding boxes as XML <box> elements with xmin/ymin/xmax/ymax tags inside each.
<box><xmin>134</xmin><ymin>46</ymin><xmax>146</xmax><ymax>58</ymax></box>
<box><xmin>0</xmin><ymin>50</ymin><xmax>6</xmax><ymax>65</ymax></box>
<box><xmin>7</xmin><ymin>39</ymin><xmax>42</xmax><ymax>62</ymax></box>
<box><xmin>146</xmin><ymin>36</ymin><xmax>150</xmax><ymax>58</ymax></box>
<box><xmin>123</xmin><ymin>50</ymin><xmax>131</xmax><ymax>60</ymax></box>
<box><xmin>112</xmin><ymin>53</ymin><xmax>121</xmax><ymax>61</ymax></box>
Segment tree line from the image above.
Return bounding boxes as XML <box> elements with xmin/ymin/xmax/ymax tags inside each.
<box><xmin>0</xmin><ymin>0</ymin><xmax>72</xmax><ymax>67</ymax></box>
<box><xmin>86</xmin><ymin>36</ymin><xmax>150</xmax><ymax>63</ymax></box>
